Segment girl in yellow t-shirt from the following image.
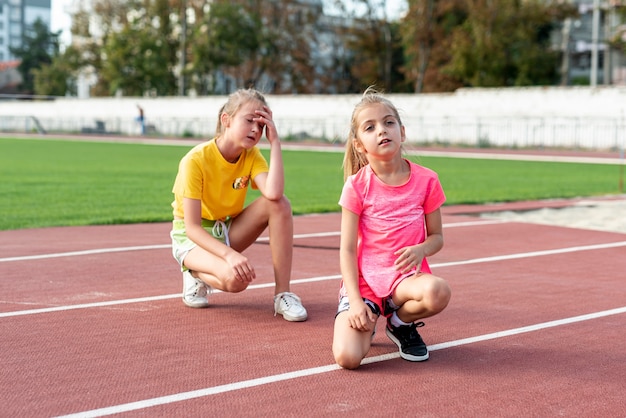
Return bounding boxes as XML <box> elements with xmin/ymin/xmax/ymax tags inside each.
<box><xmin>170</xmin><ymin>89</ymin><xmax>307</xmax><ymax>322</ymax></box>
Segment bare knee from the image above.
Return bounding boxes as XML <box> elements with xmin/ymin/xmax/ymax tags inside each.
<box><xmin>198</xmin><ymin>271</ymin><xmax>248</xmax><ymax>293</ymax></box>
<box><xmin>333</xmin><ymin>347</ymin><xmax>363</xmax><ymax>370</ymax></box>
<box><xmin>399</xmin><ymin>275</ymin><xmax>451</xmax><ymax>318</ymax></box>
<box><xmin>269</xmin><ymin>195</ymin><xmax>292</xmax><ymax>219</ymax></box>
<box><xmin>424</xmin><ymin>277</ymin><xmax>451</xmax><ymax>313</ymax></box>
<box><xmin>221</xmin><ymin>272</ymin><xmax>250</xmax><ymax>293</ymax></box>
<box><xmin>254</xmin><ymin>195</ymin><xmax>292</xmax><ymax>227</ymax></box>
<box><xmin>222</xmin><ymin>280</ymin><xmax>248</xmax><ymax>293</ymax></box>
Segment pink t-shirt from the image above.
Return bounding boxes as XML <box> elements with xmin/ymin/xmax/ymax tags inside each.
<box><xmin>339</xmin><ymin>160</ymin><xmax>446</xmax><ymax>298</ymax></box>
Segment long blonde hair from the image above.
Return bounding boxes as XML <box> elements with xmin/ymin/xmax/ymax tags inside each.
<box><xmin>342</xmin><ymin>87</ymin><xmax>404</xmax><ymax>181</ymax></box>
<box><xmin>215</xmin><ymin>88</ymin><xmax>268</xmax><ymax>137</ymax></box>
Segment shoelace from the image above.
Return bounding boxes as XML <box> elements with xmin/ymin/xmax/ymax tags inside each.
<box><xmin>405</xmin><ymin>321</ymin><xmax>425</xmax><ymax>342</ymax></box>
<box><xmin>274</xmin><ymin>292</ymin><xmax>302</xmax><ymax>315</ymax></box>
<box><xmin>280</xmin><ymin>292</ymin><xmax>300</xmax><ymax>306</ymax></box>
<box><xmin>211</xmin><ymin>219</ymin><xmax>230</xmax><ymax>247</ymax></box>
<box><xmin>189</xmin><ymin>274</ymin><xmax>211</xmax><ymax>298</ymax></box>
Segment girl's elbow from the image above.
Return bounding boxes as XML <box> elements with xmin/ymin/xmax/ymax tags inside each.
<box><xmin>266</xmin><ymin>193</ymin><xmax>283</xmax><ymax>201</ymax></box>
<box><xmin>263</xmin><ymin>190</ymin><xmax>285</xmax><ymax>201</ymax></box>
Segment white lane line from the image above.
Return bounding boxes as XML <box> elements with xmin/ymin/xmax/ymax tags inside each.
<box><xmin>0</xmin><ymin>275</ymin><xmax>341</xmax><ymax>318</ymax></box>
<box><xmin>443</xmin><ymin>219</ymin><xmax>508</xmax><ymax>228</ymax></box>
<box><xmin>0</xmin><ymin>221</ymin><xmax>506</xmax><ymax>263</ymax></box>
<box><xmin>432</xmin><ymin>240</ymin><xmax>626</xmax><ymax>268</ymax></box>
<box><xmin>56</xmin><ymin>306</ymin><xmax>626</xmax><ymax>418</ymax></box>
<box><xmin>0</xmin><ymin>244</ymin><xmax>171</xmax><ymax>263</ymax></box>
<box><xmin>3</xmin><ymin>240</ymin><xmax>626</xmax><ymax>319</ymax></box>
<box><xmin>0</xmin><ymin>232</ymin><xmax>342</xmax><ymax>263</ymax></box>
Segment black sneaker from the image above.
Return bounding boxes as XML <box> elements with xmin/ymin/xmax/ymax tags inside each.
<box><xmin>385</xmin><ymin>320</ymin><xmax>429</xmax><ymax>361</ymax></box>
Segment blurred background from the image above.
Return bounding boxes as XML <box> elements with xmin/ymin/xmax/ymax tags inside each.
<box><xmin>1</xmin><ymin>0</ymin><xmax>625</xmax><ymax>148</ymax></box>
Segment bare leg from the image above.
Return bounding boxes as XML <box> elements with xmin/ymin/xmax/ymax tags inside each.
<box><xmin>227</xmin><ymin>195</ymin><xmax>293</xmax><ymax>293</ymax></box>
<box><xmin>392</xmin><ymin>273</ymin><xmax>451</xmax><ymax>323</ymax></box>
<box><xmin>332</xmin><ymin>311</ymin><xmax>377</xmax><ymax>370</ymax></box>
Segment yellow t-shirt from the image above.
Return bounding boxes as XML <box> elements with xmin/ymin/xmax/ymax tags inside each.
<box><xmin>171</xmin><ymin>139</ymin><xmax>269</xmax><ymax>220</ymax></box>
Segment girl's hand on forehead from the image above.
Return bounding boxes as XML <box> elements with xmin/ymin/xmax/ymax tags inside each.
<box><xmin>254</xmin><ymin>105</ymin><xmax>279</xmax><ymax>144</ymax></box>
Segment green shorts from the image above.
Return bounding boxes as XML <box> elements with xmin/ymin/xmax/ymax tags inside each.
<box><xmin>170</xmin><ymin>218</ymin><xmax>232</xmax><ymax>271</ymax></box>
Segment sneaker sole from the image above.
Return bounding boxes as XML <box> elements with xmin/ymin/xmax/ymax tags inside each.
<box><xmin>182</xmin><ymin>297</ymin><xmax>209</xmax><ymax>309</ymax></box>
<box><xmin>385</xmin><ymin>328</ymin><xmax>429</xmax><ymax>362</ymax></box>
<box><xmin>280</xmin><ymin>312</ymin><xmax>308</xmax><ymax>322</ymax></box>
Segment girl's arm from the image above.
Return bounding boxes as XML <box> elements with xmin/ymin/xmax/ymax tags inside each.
<box><xmin>340</xmin><ymin>208</ymin><xmax>377</xmax><ymax>330</ymax></box>
<box><xmin>253</xmin><ymin>106</ymin><xmax>284</xmax><ymax>201</ymax></box>
<box><xmin>394</xmin><ymin>208</ymin><xmax>444</xmax><ymax>274</ymax></box>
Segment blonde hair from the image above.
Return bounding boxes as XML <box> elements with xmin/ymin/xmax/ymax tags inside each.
<box><xmin>215</xmin><ymin>88</ymin><xmax>268</xmax><ymax>136</ymax></box>
<box><xmin>342</xmin><ymin>87</ymin><xmax>404</xmax><ymax>181</ymax></box>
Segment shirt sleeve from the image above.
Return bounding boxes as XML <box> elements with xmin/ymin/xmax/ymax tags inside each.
<box><xmin>423</xmin><ymin>174</ymin><xmax>446</xmax><ymax>214</ymax></box>
<box><xmin>338</xmin><ymin>175</ymin><xmax>363</xmax><ymax>215</ymax></box>
<box><xmin>174</xmin><ymin>153</ymin><xmax>204</xmax><ymax>200</ymax></box>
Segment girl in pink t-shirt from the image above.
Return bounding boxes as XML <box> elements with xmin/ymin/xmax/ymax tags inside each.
<box><xmin>332</xmin><ymin>88</ymin><xmax>452</xmax><ymax>369</ymax></box>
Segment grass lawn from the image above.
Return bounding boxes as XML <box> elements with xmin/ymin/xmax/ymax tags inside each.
<box><xmin>1</xmin><ymin>137</ymin><xmax>622</xmax><ymax>230</ymax></box>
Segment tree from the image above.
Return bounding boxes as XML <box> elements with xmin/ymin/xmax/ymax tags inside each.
<box><xmin>65</xmin><ymin>0</ymin><xmax>179</xmax><ymax>96</ymax></box>
<box><xmin>100</xmin><ymin>1</ymin><xmax>178</xmax><ymax>96</ymax></box>
<box><xmin>186</xmin><ymin>0</ymin><xmax>325</xmax><ymax>94</ymax></box>
<box><xmin>608</xmin><ymin>4</ymin><xmax>626</xmax><ymax>58</ymax></box>
<box><xmin>400</xmin><ymin>0</ymin><xmax>466</xmax><ymax>93</ymax></box>
<box><xmin>189</xmin><ymin>1</ymin><xmax>261</xmax><ymax>94</ymax></box>
<box><xmin>32</xmin><ymin>44</ymin><xmax>87</xmax><ymax>97</ymax></box>
<box><xmin>256</xmin><ymin>0</ymin><xmax>324</xmax><ymax>93</ymax></box>
<box><xmin>327</xmin><ymin>0</ymin><xmax>408</xmax><ymax>93</ymax></box>
<box><xmin>445</xmin><ymin>0</ymin><xmax>576</xmax><ymax>87</ymax></box>
<box><xmin>32</xmin><ymin>59</ymin><xmax>69</xmax><ymax>97</ymax></box>
<box><xmin>10</xmin><ymin>18</ymin><xmax>61</xmax><ymax>95</ymax></box>
<box><xmin>101</xmin><ymin>22</ymin><xmax>178</xmax><ymax>96</ymax></box>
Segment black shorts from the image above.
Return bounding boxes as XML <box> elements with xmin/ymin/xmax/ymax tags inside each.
<box><xmin>336</xmin><ymin>296</ymin><xmax>381</xmax><ymax>317</ymax></box>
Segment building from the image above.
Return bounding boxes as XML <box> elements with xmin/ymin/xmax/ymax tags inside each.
<box><xmin>546</xmin><ymin>0</ymin><xmax>626</xmax><ymax>86</ymax></box>
<box><xmin>0</xmin><ymin>0</ymin><xmax>51</xmax><ymax>62</ymax></box>
<box><xmin>0</xmin><ymin>58</ymin><xmax>20</xmax><ymax>92</ymax></box>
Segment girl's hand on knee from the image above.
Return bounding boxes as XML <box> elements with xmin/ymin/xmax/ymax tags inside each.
<box><xmin>347</xmin><ymin>303</ymin><xmax>376</xmax><ymax>332</ymax></box>
<box><xmin>225</xmin><ymin>252</ymin><xmax>255</xmax><ymax>282</ymax></box>
<box><xmin>394</xmin><ymin>245</ymin><xmax>425</xmax><ymax>274</ymax></box>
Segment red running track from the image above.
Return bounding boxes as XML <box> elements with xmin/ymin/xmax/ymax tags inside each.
<box><xmin>1</xmin><ymin>201</ymin><xmax>625</xmax><ymax>417</ymax></box>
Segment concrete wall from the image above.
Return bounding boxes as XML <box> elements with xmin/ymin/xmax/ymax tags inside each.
<box><xmin>1</xmin><ymin>86</ymin><xmax>625</xmax><ymax>149</ymax></box>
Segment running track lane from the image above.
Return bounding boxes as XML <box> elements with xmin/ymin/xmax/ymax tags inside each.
<box><xmin>1</xmin><ymin>212</ymin><xmax>625</xmax><ymax>417</ymax></box>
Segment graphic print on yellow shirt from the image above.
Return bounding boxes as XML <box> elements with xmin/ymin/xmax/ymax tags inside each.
<box><xmin>232</xmin><ymin>175</ymin><xmax>250</xmax><ymax>190</ymax></box>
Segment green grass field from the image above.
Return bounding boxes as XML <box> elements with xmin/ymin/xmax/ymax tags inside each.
<box><xmin>1</xmin><ymin>137</ymin><xmax>622</xmax><ymax>230</ymax></box>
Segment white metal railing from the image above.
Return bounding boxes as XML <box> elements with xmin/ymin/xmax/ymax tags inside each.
<box><xmin>1</xmin><ymin>115</ymin><xmax>624</xmax><ymax>151</ymax></box>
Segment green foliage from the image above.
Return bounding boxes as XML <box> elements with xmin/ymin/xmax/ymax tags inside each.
<box><xmin>32</xmin><ymin>60</ymin><xmax>69</xmax><ymax>97</ymax></box>
<box><xmin>9</xmin><ymin>19</ymin><xmax>61</xmax><ymax>94</ymax></box>
<box><xmin>444</xmin><ymin>0</ymin><xmax>575</xmax><ymax>87</ymax></box>
<box><xmin>1</xmin><ymin>138</ymin><xmax>622</xmax><ymax>230</ymax></box>
<box><xmin>400</xmin><ymin>0</ymin><xmax>467</xmax><ymax>93</ymax></box>
<box><xmin>189</xmin><ymin>2</ymin><xmax>261</xmax><ymax>94</ymax></box>
<box><xmin>194</xmin><ymin>3</ymin><xmax>260</xmax><ymax>68</ymax></box>
<box><xmin>609</xmin><ymin>5</ymin><xmax>626</xmax><ymax>53</ymax></box>
<box><xmin>48</xmin><ymin>0</ymin><xmax>588</xmax><ymax>95</ymax></box>
<box><xmin>102</xmin><ymin>12</ymin><xmax>178</xmax><ymax>96</ymax></box>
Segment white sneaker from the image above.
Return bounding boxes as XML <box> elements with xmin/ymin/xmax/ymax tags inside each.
<box><xmin>274</xmin><ymin>292</ymin><xmax>307</xmax><ymax>322</ymax></box>
<box><xmin>182</xmin><ymin>270</ymin><xmax>210</xmax><ymax>308</ymax></box>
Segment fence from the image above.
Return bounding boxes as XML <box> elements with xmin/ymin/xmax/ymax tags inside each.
<box><xmin>1</xmin><ymin>114</ymin><xmax>623</xmax><ymax>151</ymax></box>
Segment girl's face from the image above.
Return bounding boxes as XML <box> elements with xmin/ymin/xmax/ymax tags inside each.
<box><xmin>354</xmin><ymin>103</ymin><xmax>405</xmax><ymax>160</ymax></box>
<box><xmin>222</xmin><ymin>100</ymin><xmax>265</xmax><ymax>147</ymax></box>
